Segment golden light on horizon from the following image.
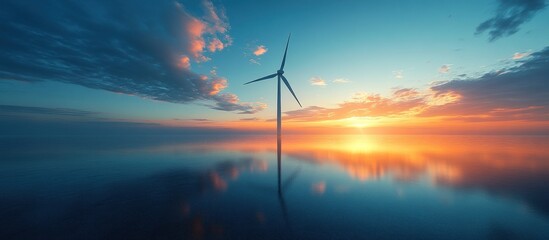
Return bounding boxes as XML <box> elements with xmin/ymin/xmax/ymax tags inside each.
<box><xmin>345</xmin><ymin>116</ymin><xmax>370</xmax><ymax>129</ymax></box>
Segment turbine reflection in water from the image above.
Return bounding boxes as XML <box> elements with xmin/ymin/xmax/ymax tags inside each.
<box><xmin>245</xmin><ymin>34</ymin><xmax>302</xmax><ymax>205</ymax></box>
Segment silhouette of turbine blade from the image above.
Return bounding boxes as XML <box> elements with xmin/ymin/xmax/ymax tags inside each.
<box><xmin>281</xmin><ymin>75</ymin><xmax>302</xmax><ymax>107</ymax></box>
<box><xmin>279</xmin><ymin>34</ymin><xmax>291</xmax><ymax>71</ymax></box>
<box><xmin>244</xmin><ymin>73</ymin><xmax>277</xmax><ymax>85</ymax></box>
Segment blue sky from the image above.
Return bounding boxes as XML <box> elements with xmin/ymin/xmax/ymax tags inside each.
<box><xmin>0</xmin><ymin>0</ymin><xmax>548</xmax><ymax>130</ymax></box>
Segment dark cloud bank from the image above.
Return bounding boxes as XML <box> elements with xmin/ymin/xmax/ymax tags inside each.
<box><xmin>0</xmin><ymin>104</ymin><xmax>96</xmax><ymax>117</ymax></box>
<box><xmin>422</xmin><ymin>46</ymin><xmax>549</xmax><ymax>121</ymax></box>
<box><xmin>0</xmin><ymin>103</ymin><xmax>275</xmax><ymax>136</ymax></box>
<box><xmin>476</xmin><ymin>0</ymin><xmax>547</xmax><ymax>41</ymax></box>
<box><xmin>0</xmin><ymin>0</ymin><xmax>264</xmax><ymax>114</ymax></box>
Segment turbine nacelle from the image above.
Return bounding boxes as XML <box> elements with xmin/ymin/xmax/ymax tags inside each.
<box><xmin>244</xmin><ymin>34</ymin><xmax>301</xmax><ymax>108</ymax></box>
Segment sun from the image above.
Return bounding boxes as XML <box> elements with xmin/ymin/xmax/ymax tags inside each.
<box><xmin>345</xmin><ymin>117</ymin><xmax>370</xmax><ymax>129</ymax></box>
<box><xmin>352</xmin><ymin>122</ymin><xmax>367</xmax><ymax>129</ymax></box>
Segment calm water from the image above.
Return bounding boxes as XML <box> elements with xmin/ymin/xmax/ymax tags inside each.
<box><xmin>1</xmin><ymin>134</ymin><xmax>549</xmax><ymax>239</ymax></box>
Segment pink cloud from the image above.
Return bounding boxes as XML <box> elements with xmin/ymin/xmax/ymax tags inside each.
<box><xmin>208</xmin><ymin>38</ymin><xmax>224</xmax><ymax>52</ymax></box>
<box><xmin>202</xmin><ymin>0</ymin><xmax>229</xmax><ymax>34</ymax></box>
<box><xmin>179</xmin><ymin>0</ymin><xmax>232</xmax><ymax>62</ymax></box>
<box><xmin>253</xmin><ymin>45</ymin><xmax>268</xmax><ymax>56</ymax></box>
<box><xmin>186</xmin><ymin>18</ymin><xmax>208</xmax><ymax>61</ymax></box>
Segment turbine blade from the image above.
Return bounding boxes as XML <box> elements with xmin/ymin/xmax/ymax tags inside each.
<box><xmin>279</xmin><ymin>33</ymin><xmax>291</xmax><ymax>71</ymax></box>
<box><xmin>244</xmin><ymin>73</ymin><xmax>277</xmax><ymax>85</ymax></box>
<box><xmin>281</xmin><ymin>75</ymin><xmax>302</xmax><ymax>107</ymax></box>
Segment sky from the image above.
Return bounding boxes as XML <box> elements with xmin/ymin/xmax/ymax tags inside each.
<box><xmin>0</xmin><ymin>0</ymin><xmax>548</xmax><ymax>135</ymax></box>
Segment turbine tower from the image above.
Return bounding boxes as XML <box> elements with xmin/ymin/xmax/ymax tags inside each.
<box><xmin>244</xmin><ymin>34</ymin><xmax>301</xmax><ymax>192</ymax></box>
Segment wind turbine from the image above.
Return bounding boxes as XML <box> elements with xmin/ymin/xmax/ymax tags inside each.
<box><xmin>244</xmin><ymin>34</ymin><xmax>301</xmax><ymax>193</ymax></box>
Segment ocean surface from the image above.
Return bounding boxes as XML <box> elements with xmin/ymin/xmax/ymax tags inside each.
<box><xmin>1</xmin><ymin>134</ymin><xmax>549</xmax><ymax>239</ymax></box>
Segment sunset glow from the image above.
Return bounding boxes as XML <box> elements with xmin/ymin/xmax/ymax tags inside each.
<box><xmin>1</xmin><ymin>0</ymin><xmax>549</xmax><ymax>239</ymax></box>
<box><xmin>0</xmin><ymin>0</ymin><xmax>547</xmax><ymax>135</ymax></box>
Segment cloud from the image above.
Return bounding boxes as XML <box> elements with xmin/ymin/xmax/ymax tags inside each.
<box><xmin>393</xmin><ymin>88</ymin><xmax>421</xmax><ymax>100</ymax></box>
<box><xmin>202</xmin><ymin>0</ymin><xmax>230</xmax><ymax>34</ymax></box>
<box><xmin>333</xmin><ymin>78</ymin><xmax>350</xmax><ymax>84</ymax></box>
<box><xmin>439</xmin><ymin>65</ymin><xmax>451</xmax><ymax>73</ymax></box>
<box><xmin>0</xmin><ymin>0</ymin><xmax>261</xmax><ymax>114</ymax></box>
<box><xmin>186</xmin><ymin>17</ymin><xmax>210</xmax><ymax>62</ymax></box>
<box><xmin>188</xmin><ymin>118</ymin><xmax>210</xmax><ymax>122</ymax></box>
<box><xmin>393</xmin><ymin>70</ymin><xmax>404</xmax><ymax>79</ymax></box>
<box><xmin>253</xmin><ymin>45</ymin><xmax>268</xmax><ymax>56</ymax></box>
<box><xmin>284</xmin><ymin>90</ymin><xmax>426</xmax><ymax>121</ymax></box>
<box><xmin>512</xmin><ymin>51</ymin><xmax>530</xmax><ymax>60</ymax></box>
<box><xmin>191</xmin><ymin>118</ymin><xmax>211</xmax><ymax>122</ymax></box>
<box><xmin>178</xmin><ymin>56</ymin><xmax>191</xmax><ymax>69</ymax></box>
<box><xmin>208</xmin><ymin>78</ymin><xmax>227</xmax><ymax>95</ymax></box>
<box><xmin>171</xmin><ymin>118</ymin><xmax>211</xmax><ymax>122</ymax></box>
<box><xmin>209</xmin><ymin>94</ymin><xmax>267</xmax><ymax>114</ymax></box>
<box><xmin>207</xmin><ymin>38</ymin><xmax>224</xmax><ymax>52</ymax></box>
<box><xmin>248</xmin><ymin>44</ymin><xmax>267</xmax><ymax>64</ymax></box>
<box><xmin>310</xmin><ymin>77</ymin><xmax>327</xmax><ymax>86</ymax></box>
<box><xmin>240</xmin><ymin>117</ymin><xmax>260</xmax><ymax>121</ymax></box>
<box><xmin>476</xmin><ymin>0</ymin><xmax>547</xmax><ymax>41</ymax></box>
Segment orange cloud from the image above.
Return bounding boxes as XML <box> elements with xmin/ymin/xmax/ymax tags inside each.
<box><xmin>178</xmin><ymin>55</ymin><xmax>191</xmax><ymax>69</ymax></box>
<box><xmin>253</xmin><ymin>45</ymin><xmax>268</xmax><ymax>56</ymax></box>
<box><xmin>284</xmin><ymin>89</ymin><xmax>427</xmax><ymax>122</ymax></box>
<box><xmin>393</xmin><ymin>88</ymin><xmax>420</xmax><ymax>100</ymax></box>
<box><xmin>209</xmin><ymin>78</ymin><xmax>227</xmax><ymax>95</ymax></box>
<box><xmin>425</xmin><ymin>90</ymin><xmax>461</xmax><ymax>106</ymax></box>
